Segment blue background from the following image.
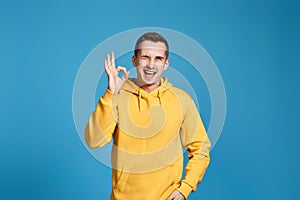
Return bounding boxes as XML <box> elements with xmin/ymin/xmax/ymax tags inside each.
<box><xmin>1</xmin><ymin>0</ymin><xmax>299</xmax><ymax>199</ymax></box>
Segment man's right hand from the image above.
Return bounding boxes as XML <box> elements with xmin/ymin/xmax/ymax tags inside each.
<box><xmin>104</xmin><ymin>52</ymin><xmax>130</xmax><ymax>94</ymax></box>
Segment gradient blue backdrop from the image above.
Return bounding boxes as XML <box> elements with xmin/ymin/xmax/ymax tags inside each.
<box><xmin>1</xmin><ymin>0</ymin><xmax>299</xmax><ymax>199</ymax></box>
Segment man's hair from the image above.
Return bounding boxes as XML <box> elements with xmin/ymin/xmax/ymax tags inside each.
<box><xmin>134</xmin><ymin>32</ymin><xmax>169</xmax><ymax>59</ymax></box>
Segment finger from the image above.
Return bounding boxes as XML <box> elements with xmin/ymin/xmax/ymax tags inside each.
<box><xmin>121</xmin><ymin>71</ymin><xmax>130</xmax><ymax>81</ymax></box>
<box><xmin>124</xmin><ymin>71</ymin><xmax>130</xmax><ymax>79</ymax></box>
<box><xmin>116</xmin><ymin>66</ymin><xmax>127</xmax><ymax>73</ymax></box>
<box><xmin>107</xmin><ymin>53</ymin><xmax>112</xmax><ymax>69</ymax></box>
<box><xmin>104</xmin><ymin>59</ymin><xmax>108</xmax><ymax>71</ymax></box>
<box><xmin>111</xmin><ymin>52</ymin><xmax>116</xmax><ymax>68</ymax></box>
<box><xmin>104</xmin><ymin>59</ymin><xmax>110</xmax><ymax>73</ymax></box>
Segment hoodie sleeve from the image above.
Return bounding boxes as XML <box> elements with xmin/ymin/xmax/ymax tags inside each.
<box><xmin>176</xmin><ymin>96</ymin><xmax>211</xmax><ymax>198</ymax></box>
<box><xmin>84</xmin><ymin>89</ymin><xmax>118</xmax><ymax>148</ymax></box>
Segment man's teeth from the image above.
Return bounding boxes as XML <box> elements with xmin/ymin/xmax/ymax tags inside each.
<box><xmin>144</xmin><ymin>71</ymin><xmax>156</xmax><ymax>75</ymax></box>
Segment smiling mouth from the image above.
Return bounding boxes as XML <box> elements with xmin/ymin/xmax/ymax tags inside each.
<box><xmin>143</xmin><ymin>70</ymin><xmax>156</xmax><ymax>76</ymax></box>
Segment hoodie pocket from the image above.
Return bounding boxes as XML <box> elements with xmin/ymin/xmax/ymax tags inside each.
<box><xmin>112</xmin><ymin>168</ymin><xmax>129</xmax><ymax>193</ymax></box>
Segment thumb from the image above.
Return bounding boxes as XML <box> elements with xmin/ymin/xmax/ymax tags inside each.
<box><xmin>125</xmin><ymin>71</ymin><xmax>130</xmax><ymax>79</ymax></box>
<box><xmin>122</xmin><ymin>71</ymin><xmax>130</xmax><ymax>80</ymax></box>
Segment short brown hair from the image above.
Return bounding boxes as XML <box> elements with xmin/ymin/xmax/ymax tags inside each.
<box><xmin>134</xmin><ymin>32</ymin><xmax>169</xmax><ymax>59</ymax></box>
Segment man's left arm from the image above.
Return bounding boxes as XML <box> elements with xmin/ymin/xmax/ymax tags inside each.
<box><xmin>176</xmin><ymin>97</ymin><xmax>211</xmax><ymax>199</ymax></box>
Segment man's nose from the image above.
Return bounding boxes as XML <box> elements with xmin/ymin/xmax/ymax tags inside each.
<box><xmin>148</xmin><ymin>59</ymin><xmax>155</xmax><ymax>69</ymax></box>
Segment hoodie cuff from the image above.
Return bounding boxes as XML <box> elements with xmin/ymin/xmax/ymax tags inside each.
<box><xmin>102</xmin><ymin>89</ymin><xmax>114</xmax><ymax>102</ymax></box>
<box><xmin>176</xmin><ymin>181</ymin><xmax>193</xmax><ymax>199</ymax></box>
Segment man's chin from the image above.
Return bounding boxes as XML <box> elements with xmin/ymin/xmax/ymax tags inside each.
<box><xmin>141</xmin><ymin>77</ymin><xmax>156</xmax><ymax>85</ymax></box>
<box><xmin>142</xmin><ymin>79</ymin><xmax>157</xmax><ymax>85</ymax></box>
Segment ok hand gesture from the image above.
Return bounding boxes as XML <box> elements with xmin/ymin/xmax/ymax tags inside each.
<box><xmin>104</xmin><ymin>52</ymin><xmax>130</xmax><ymax>94</ymax></box>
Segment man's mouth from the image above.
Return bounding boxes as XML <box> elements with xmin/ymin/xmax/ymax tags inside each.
<box><xmin>143</xmin><ymin>70</ymin><xmax>156</xmax><ymax>76</ymax></box>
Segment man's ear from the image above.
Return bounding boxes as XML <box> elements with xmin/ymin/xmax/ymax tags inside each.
<box><xmin>164</xmin><ymin>59</ymin><xmax>170</xmax><ymax>71</ymax></box>
<box><xmin>132</xmin><ymin>55</ymin><xmax>137</xmax><ymax>67</ymax></box>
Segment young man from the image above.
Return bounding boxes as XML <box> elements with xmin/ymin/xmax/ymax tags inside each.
<box><xmin>85</xmin><ymin>32</ymin><xmax>211</xmax><ymax>200</ymax></box>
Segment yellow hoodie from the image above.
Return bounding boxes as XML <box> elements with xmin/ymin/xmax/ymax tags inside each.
<box><xmin>85</xmin><ymin>78</ymin><xmax>210</xmax><ymax>200</ymax></box>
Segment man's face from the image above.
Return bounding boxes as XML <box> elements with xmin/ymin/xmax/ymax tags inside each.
<box><xmin>132</xmin><ymin>40</ymin><xmax>169</xmax><ymax>86</ymax></box>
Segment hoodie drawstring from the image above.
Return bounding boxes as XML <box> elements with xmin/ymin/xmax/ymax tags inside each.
<box><xmin>138</xmin><ymin>88</ymin><xmax>163</xmax><ymax>112</ymax></box>
<box><xmin>157</xmin><ymin>89</ymin><xmax>162</xmax><ymax>106</ymax></box>
<box><xmin>138</xmin><ymin>88</ymin><xmax>142</xmax><ymax>112</ymax></box>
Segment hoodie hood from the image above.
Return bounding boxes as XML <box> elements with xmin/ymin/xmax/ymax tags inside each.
<box><xmin>121</xmin><ymin>77</ymin><xmax>173</xmax><ymax>111</ymax></box>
